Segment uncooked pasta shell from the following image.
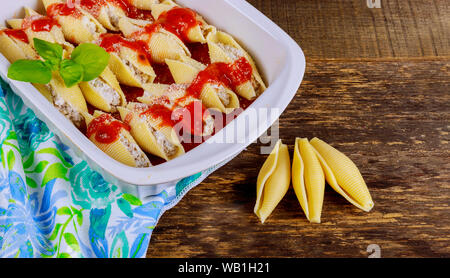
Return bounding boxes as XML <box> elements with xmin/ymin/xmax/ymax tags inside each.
<box><xmin>310</xmin><ymin>138</ymin><xmax>374</xmax><ymax>212</ymax></box>
<box><xmin>254</xmin><ymin>140</ymin><xmax>291</xmax><ymax>224</ymax></box>
<box><xmin>292</xmin><ymin>138</ymin><xmax>325</xmax><ymax>223</ymax></box>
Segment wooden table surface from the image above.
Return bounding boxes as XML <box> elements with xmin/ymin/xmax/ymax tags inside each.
<box><xmin>147</xmin><ymin>0</ymin><xmax>450</xmax><ymax>258</ymax></box>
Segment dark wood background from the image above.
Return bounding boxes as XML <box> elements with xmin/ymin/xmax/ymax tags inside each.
<box><xmin>147</xmin><ymin>0</ymin><xmax>450</xmax><ymax>258</ymax></box>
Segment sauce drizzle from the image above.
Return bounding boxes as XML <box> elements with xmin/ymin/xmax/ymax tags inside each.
<box><xmin>22</xmin><ymin>16</ymin><xmax>61</xmax><ymax>33</ymax></box>
<box><xmin>132</xmin><ymin>7</ymin><xmax>200</xmax><ymax>43</ymax></box>
<box><xmin>186</xmin><ymin>57</ymin><xmax>253</xmax><ymax>100</ymax></box>
<box><xmin>109</xmin><ymin>0</ymin><xmax>154</xmax><ymax>20</ymax></box>
<box><xmin>2</xmin><ymin>29</ymin><xmax>29</xmax><ymax>44</ymax></box>
<box><xmin>87</xmin><ymin>113</ymin><xmax>130</xmax><ymax>144</ymax></box>
<box><xmin>98</xmin><ymin>33</ymin><xmax>152</xmax><ymax>65</ymax></box>
<box><xmin>47</xmin><ymin>3</ymin><xmax>83</xmax><ymax>19</ymax></box>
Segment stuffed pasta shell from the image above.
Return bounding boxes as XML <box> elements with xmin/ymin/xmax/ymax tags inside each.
<box><xmin>7</xmin><ymin>7</ymin><xmax>74</xmax><ymax>52</ymax></box>
<box><xmin>72</xmin><ymin>0</ymin><xmax>128</xmax><ymax>31</ymax></box>
<box><xmin>73</xmin><ymin>0</ymin><xmax>153</xmax><ymax>32</ymax></box>
<box><xmin>42</xmin><ymin>0</ymin><xmax>106</xmax><ymax>44</ymax></box>
<box><xmin>166</xmin><ymin>55</ymin><xmax>241</xmax><ymax>113</ymax></box>
<box><xmin>0</xmin><ymin>27</ymin><xmax>53</xmax><ymax>101</ymax></box>
<box><xmin>119</xmin><ymin>17</ymin><xmax>190</xmax><ymax>64</ymax></box>
<box><xmin>127</xmin><ymin>0</ymin><xmax>160</xmax><ymax>10</ymax></box>
<box><xmin>150</xmin><ymin>0</ymin><xmax>214</xmax><ymax>43</ymax></box>
<box><xmin>118</xmin><ymin>102</ymin><xmax>185</xmax><ymax>161</ymax></box>
<box><xmin>97</xmin><ymin>33</ymin><xmax>156</xmax><ymax>88</ymax></box>
<box><xmin>0</xmin><ymin>27</ymin><xmax>88</xmax><ymax>124</ymax></box>
<box><xmin>138</xmin><ymin>83</ymin><xmax>215</xmax><ymax>136</ymax></box>
<box><xmin>79</xmin><ymin>66</ymin><xmax>127</xmax><ymax>113</ymax></box>
<box><xmin>0</xmin><ymin>28</ymin><xmax>38</xmax><ymax>63</ymax></box>
<box><xmin>47</xmin><ymin>72</ymin><xmax>89</xmax><ymax>127</ymax></box>
<box><xmin>207</xmin><ymin>31</ymin><xmax>266</xmax><ymax>100</ymax></box>
<box><xmin>85</xmin><ymin>111</ymin><xmax>151</xmax><ymax>167</ymax></box>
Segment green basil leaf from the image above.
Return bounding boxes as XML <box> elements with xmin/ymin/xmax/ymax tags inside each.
<box><xmin>60</xmin><ymin>59</ymin><xmax>84</xmax><ymax>87</ymax></box>
<box><xmin>33</xmin><ymin>38</ymin><xmax>63</xmax><ymax>70</ymax></box>
<box><xmin>8</xmin><ymin>60</ymin><xmax>52</xmax><ymax>84</ymax></box>
<box><xmin>71</xmin><ymin>43</ymin><xmax>110</xmax><ymax>81</ymax></box>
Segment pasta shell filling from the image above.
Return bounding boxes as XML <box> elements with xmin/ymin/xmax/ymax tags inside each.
<box><xmin>210</xmin><ymin>83</ymin><xmax>231</xmax><ymax>107</ymax></box>
<box><xmin>81</xmin><ymin>15</ymin><xmax>102</xmax><ymax>35</ymax></box>
<box><xmin>141</xmin><ymin>84</ymin><xmax>215</xmax><ymax>136</ymax></box>
<box><xmin>106</xmin><ymin>4</ymin><xmax>121</xmax><ymax>28</ymax></box>
<box><xmin>47</xmin><ymin>84</ymin><xmax>84</xmax><ymax>127</ymax></box>
<box><xmin>216</xmin><ymin>42</ymin><xmax>263</xmax><ymax>95</ymax></box>
<box><xmin>133</xmin><ymin>103</ymin><xmax>177</xmax><ymax>158</ymax></box>
<box><xmin>118</xmin><ymin>132</ymin><xmax>151</xmax><ymax>168</ymax></box>
<box><xmin>120</xmin><ymin>56</ymin><xmax>152</xmax><ymax>85</ymax></box>
<box><xmin>88</xmin><ymin>77</ymin><xmax>121</xmax><ymax>111</ymax></box>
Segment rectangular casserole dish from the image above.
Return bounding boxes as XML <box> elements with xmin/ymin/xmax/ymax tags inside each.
<box><xmin>0</xmin><ymin>0</ymin><xmax>306</xmax><ymax>192</ymax></box>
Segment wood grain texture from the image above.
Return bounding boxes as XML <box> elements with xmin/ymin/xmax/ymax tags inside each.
<box><xmin>146</xmin><ymin>0</ymin><xmax>450</xmax><ymax>258</ymax></box>
<box><xmin>246</xmin><ymin>0</ymin><xmax>450</xmax><ymax>59</ymax></box>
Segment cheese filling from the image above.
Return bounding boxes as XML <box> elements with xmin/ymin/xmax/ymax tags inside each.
<box><xmin>47</xmin><ymin>85</ymin><xmax>84</xmax><ymax>127</ymax></box>
<box><xmin>89</xmin><ymin>77</ymin><xmax>121</xmax><ymax>111</ymax></box>
<box><xmin>119</xmin><ymin>133</ymin><xmax>151</xmax><ymax>167</ymax></box>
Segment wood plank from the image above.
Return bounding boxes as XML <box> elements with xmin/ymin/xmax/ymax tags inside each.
<box><xmin>245</xmin><ymin>0</ymin><xmax>450</xmax><ymax>59</ymax></box>
<box><xmin>147</xmin><ymin>59</ymin><xmax>450</xmax><ymax>258</ymax></box>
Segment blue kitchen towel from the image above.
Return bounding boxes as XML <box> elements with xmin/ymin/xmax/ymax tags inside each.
<box><xmin>0</xmin><ymin>79</ymin><xmax>219</xmax><ymax>258</ymax></box>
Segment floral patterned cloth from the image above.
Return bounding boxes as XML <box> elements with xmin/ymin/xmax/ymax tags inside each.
<box><xmin>0</xmin><ymin>79</ymin><xmax>217</xmax><ymax>258</ymax></box>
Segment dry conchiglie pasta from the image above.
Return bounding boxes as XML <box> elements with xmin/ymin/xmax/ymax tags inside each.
<box><xmin>310</xmin><ymin>138</ymin><xmax>374</xmax><ymax>212</ymax></box>
<box><xmin>292</xmin><ymin>138</ymin><xmax>325</xmax><ymax>223</ymax></box>
<box><xmin>254</xmin><ymin>140</ymin><xmax>291</xmax><ymax>224</ymax></box>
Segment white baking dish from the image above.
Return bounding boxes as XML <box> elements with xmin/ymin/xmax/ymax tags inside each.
<box><xmin>0</xmin><ymin>0</ymin><xmax>305</xmax><ymax>192</ymax></box>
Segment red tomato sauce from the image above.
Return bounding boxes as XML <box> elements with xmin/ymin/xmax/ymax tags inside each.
<box><xmin>77</xmin><ymin>0</ymin><xmax>105</xmax><ymax>18</ymax></box>
<box><xmin>153</xmin><ymin>63</ymin><xmax>175</xmax><ymax>84</ymax></box>
<box><xmin>140</xmin><ymin>103</ymin><xmax>177</xmax><ymax>128</ymax></box>
<box><xmin>157</xmin><ymin>7</ymin><xmax>199</xmax><ymax>42</ymax></box>
<box><xmin>186</xmin><ymin>57</ymin><xmax>253</xmax><ymax>100</ymax></box>
<box><xmin>109</xmin><ymin>0</ymin><xmax>154</xmax><ymax>20</ymax></box>
<box><xmin>2</xmin><ymin>29</ymin><xmax>29</xmax><ymax>44</ymax></box>
<box><xmin>133</xmin><ymin>7</ymin><xmax>200</xmax><ymax>43</ymax></box>
<box><xmin>87</xmin><ymin>113</ymin><xmax>130</xmax><ymax>144</ymax></box>
<box><xmin>98</xmin><ymin>33</ymin><xmax>152</xmax><ymax>65</ymax></box>
<box><xmin>47</xmin><ymin>3</ymin><xmax>83</xmax><ymax>19</ymax></box>
<box><xmin>187</xmin><ymin>42</ymin><xmax>211</xmax><ymax>65</ymax></box>
<box><xmin>120</xmin><ymin>85</ymin><xmax>145</xmax><ymax>103</ymax></box>
<box><xmin>23</xmin><ymin>16</ymin><xmax>61</xmax><ymax>33</ymax></box>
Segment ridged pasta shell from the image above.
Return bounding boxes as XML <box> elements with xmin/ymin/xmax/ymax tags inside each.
<box><xmin>152</xmin><ymin>0</ymin><xmax>207</xmax><ymax>43</ymax></box>
<box><xmin>6</xmin><ymin>19</ymin><xmax>23</xmax><ymax>29</ymax></box>
<box><xmin>201</xmin><ymin>84</ymin><xmax>240</xmax><ymax>113</ymax></box>
<box><xmin>84</xmin><ymin>111</ymin><xmax>151</xmax><ymax>168</ymax></box>
<box><xmin>107</xmin><ymin>49</ymin><xmax>156</xmax><ymax>88</ymax></box>
<box><xmin>119</xmin><ymin>17</ymin><xmax>190</xmax><ymax>63</ymax></box>
<box><xmin>254</xmin><ymin>140</ymin><xmax>291</xmax><ymax>224</ymax></box>
<box><xmin>118</xmin><ymin>104</ymin><xmax>185</xmax><ymax>161</ymax></box>
<box><xmin>147</xmin><ymin>29</ymin><xmax>190</xmax><ymax>64</ymax></box>
<box><xmin>165</xmin><ymin>56</ymin><xmax>205</xmax><ymax>84</ymax></box>
<box><xmin>207</xmin><ymin>30</ymin><xmax>266</xmax><ymax>100</ymax></box>
<box><xmin>165</xmin><ymin>57</ymin><xmax>240</xmax><ymax>113</ymax></box>
<box><xmin>129</xmin><ymin>0</ymin><xmax>159</xmax><ymax>10</ymax></box>
<box><xmin>46</xmin><ymin>72</ymin><xmax>87</xmax><ymax>127</ymax></box>
<box><xmin>310</xmin><ymin>138</ymin><xmax>374</xmax><ymax>212</ymax></box>
<box><xmin>50</xmin><ymin>72</ymin><xmax>88</xmax><ymax>113</ymax></box>
<box><xmin>151</xmin><ymin>0</ymin><xmax>178</xmax><ymax>19</ymax></box>
<box><xmin>42</xmin><ymin>0</ymin><xmax>106</xmax><ymax>44</ymax></box>
<box><xmin>0</xmin><ymin>30</ymin><xmax>37</xmax><ymax>62</ymax></box>
<box><xmin>8</xmin><ymin>12</ymin><xmax>74</xmax><ymax>52</ymax></box>
<box><xmin>88</xmin><ymin>3</ymin><xmax>126</xmax><ymax>31</ymax></box>
<box><xmin>79</xmin><ymin>66</ymin><xmax>126</xmax><ymax>112</ymax></box>
<box><xmin>292</xmin><ymin>138</ymin><xmax>325</xmax><ymax>223</ymax></box>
